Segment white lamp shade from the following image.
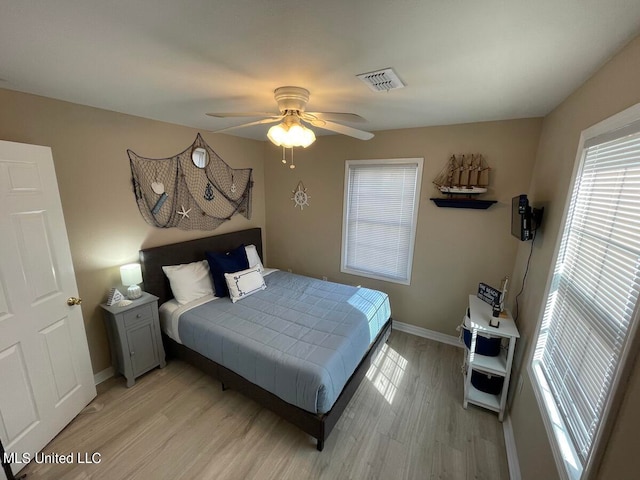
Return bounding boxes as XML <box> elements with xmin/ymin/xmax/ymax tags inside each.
<box><xmin>120</xmin><ymin>263</ymin><xmax>143</xmax><ymax>300</ymax></box>
<box><xmin>120</xmin><ymin>263</ymin><xmax>142</xmax><ymax>286</ymax></box>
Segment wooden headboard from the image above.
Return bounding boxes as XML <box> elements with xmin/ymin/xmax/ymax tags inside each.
<box><xmin>139</xmin><ymin>228</ymin><xmax>262</xmax><ymax>306</ymax></box>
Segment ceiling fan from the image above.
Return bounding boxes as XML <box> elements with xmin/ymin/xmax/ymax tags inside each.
<box><xmin>207</xmin><ymin>86</ymin><xmax>374</xmax><ymax>145</ymax></box>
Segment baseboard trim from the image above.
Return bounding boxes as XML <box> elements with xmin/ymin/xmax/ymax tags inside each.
<box><xmin>393</xmin><ymin>321</ymin><xmax>462</xmax><ymax>347</ymax></box>
<box><xmin>502</xmin><ymin>414</ymin><xmax>521</xmax><ymax>480</ymax></box>
<box><xmin>93</xmin><ymin>366</ymin><xmax>114</xmax><ymax>385</ymax></box>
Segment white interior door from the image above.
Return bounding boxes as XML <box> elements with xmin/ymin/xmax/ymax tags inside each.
<box><xmin>0</xmin><ymin>140</ymin><xmax>96</xmax><ymax>474</ymax></box>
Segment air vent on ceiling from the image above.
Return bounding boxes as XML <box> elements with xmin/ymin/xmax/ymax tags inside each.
<box><xmin>356</xmin><ymin>68</ymin><xmax>405</xmax><ymax>92</ymax></box>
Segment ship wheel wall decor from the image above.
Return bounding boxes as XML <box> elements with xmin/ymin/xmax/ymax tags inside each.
<box><xmin>128</xmin><ymin>133</ymin><xmax>253</xmax><ymax>230</ymax></box>
<box><xmin>291</xmin><ymin>181</ymin><xmax>310</xmax><ymax>210</ymax></box>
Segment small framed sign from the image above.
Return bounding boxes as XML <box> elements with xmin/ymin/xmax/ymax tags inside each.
<box><xmin>478</xmin><ymin>282</ymin><xmax>501</xmax><ymax>306</ymax></box>
<box><xmin>106</xmin><ymin>288</ymin><xmax>124</xmax><ymax>306</ymax></box>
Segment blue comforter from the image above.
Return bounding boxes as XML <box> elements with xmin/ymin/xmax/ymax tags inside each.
<box><xmin>178</xmin><ymin>271</ymin><xmax>391</xmax><ymax>414</ymax></box>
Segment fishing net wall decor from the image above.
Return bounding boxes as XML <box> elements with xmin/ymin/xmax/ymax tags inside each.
<box><xmin>128</xmin><ymin>133</ymin><xmax>253</xmax><ymax>230</ymax></box>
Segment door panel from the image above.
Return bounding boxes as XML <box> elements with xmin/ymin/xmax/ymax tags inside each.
<box><xmin>40</xmin><ymin>318</ymin><xmax>79</xmax><ymax>403</ymax></box>
<box><xmin>12</xmin><ymin>211</ymin><xmax>61</xmax><ymax>303</ymax></box>
<box><xmin>0</xmin><ymin>344</ymin><xmax>39</xmax><ymax>443</ymax></box>
<box><xmin>0</xmin><ymin>276</ymin><xmax>10</xmax><ymax>322</ymax></box>
<box><xmin>6</xmin><ymin>161</ymin><xmax>40</xmax><ymax>193</ymax></box>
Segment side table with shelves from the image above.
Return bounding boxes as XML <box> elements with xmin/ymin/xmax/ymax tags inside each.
<box><xmin>100</xmin><ymin>292</ymin><xmax>166</xmax><ymax>387</ymax></box>
<box><xmin>462</xmin><ymin>295</ymin><xmax>519</xmax><ymax>421</ymax></box>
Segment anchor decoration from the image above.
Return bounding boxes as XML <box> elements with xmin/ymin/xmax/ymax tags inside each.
<box><xmin>204</xmin><ymin>182</ymin><xmax>215</xmax><ymax>201</ymax></box>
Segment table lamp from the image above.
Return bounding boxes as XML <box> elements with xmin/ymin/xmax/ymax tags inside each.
<box><xmin>120</xmin><ymin>263</ymin><xmax>143</xmax><ymax>299</ymax></box>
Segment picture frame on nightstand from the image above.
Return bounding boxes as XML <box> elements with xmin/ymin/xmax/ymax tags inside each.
<box><xmin>106</xmin><ymin>287</ymin><xmax>124</xmax><ymax>306</ymax></box>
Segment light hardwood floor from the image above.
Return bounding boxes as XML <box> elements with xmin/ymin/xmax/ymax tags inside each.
<box><xmin>18</xmin><ymin>331</ymin><xmax>509</xmax><ymax>480</ymax></box>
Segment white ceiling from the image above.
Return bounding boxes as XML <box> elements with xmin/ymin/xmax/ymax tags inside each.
<box><xmin>2</xmin><ymin>1</ymin><xmax>640</xmax><ymax>141</ymax></box>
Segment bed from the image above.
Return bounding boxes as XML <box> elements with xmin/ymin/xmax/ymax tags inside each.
<box><xmin>139</xmin><ymin>228</ymin><xmax>392</xmax><ymax>450</ymax></box>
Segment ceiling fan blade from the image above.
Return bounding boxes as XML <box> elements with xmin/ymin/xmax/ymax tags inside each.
<box><xmin>313</xmin><ymin>120</ymin><xmax>374</xmax><ymax>141</ymax></box>
<box><xmin>214</xmin><ymin>117</ymin><xmax>282</xmax><ymax>134</ymax></box>
<box><xmin>304</xmin><ymin>112</ymin><xmax>366</xmax><ymax>123</ymax></box>
<box><xmin>206</xmin><ymin>112</ymin><xmax>279</xmax><ymax>118</ymax></box>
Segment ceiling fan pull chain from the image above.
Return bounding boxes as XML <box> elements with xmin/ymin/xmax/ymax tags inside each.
<box><xmin>290</xmin><ymin>147</ymin><xmax>295</xmax><ymax>169</ymax></box>
<box><xmin>281</xmin><ymin>146</ymin><xmax>287</xmax><ymax>165</ymax></box>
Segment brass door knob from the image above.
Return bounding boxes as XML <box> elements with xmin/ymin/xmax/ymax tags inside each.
<box><xmin>67</xmin><ymin>297</ymin><xmax>82</xmax><ymax>306</ymax></box>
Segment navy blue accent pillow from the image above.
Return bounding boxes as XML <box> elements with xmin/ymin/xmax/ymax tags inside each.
<box><xmin>205</xmin><ymin>244</ymin><xmax>249</xmax><ymax>297</ymax></box>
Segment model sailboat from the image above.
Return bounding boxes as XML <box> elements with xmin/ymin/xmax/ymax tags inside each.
<box><xmin>431</xmin><ymin>154</ymin><xmax>496</xmax><ymax>209</ymax></box>
<box><xmin>434</xmin><ymin>154</ymin><xmax>490</xmax><ymax>194</ymax></box>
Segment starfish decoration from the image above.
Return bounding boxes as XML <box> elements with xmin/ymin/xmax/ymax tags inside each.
<box><xmin>177</xmin><ymin>205</ymin><xmax>191</xmax><ymax>219</ymax></box>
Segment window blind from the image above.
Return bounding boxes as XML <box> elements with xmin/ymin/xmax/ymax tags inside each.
<box><xmin>341</xmin><ymin>160</ymin><xmax>422</xmax><ymax>284</ymax></box>
<box><xmin>533</xmin><ymin>126</ymin><xmax>640</xmax><ymax>471</ymax></box>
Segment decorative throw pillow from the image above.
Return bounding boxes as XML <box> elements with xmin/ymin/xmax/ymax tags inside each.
<box><xmin>162</xmin><ymin>260</ymin><xmax>214</xmax><ymax>305</ymax></box>
<box><xmin>245</xmin><ymin>244</ymin><xmax>264</xmax><ymax>273</ymax></box>
<box><xmin>205</xmin><ymin>244</ymin><xmax>250</xmax><ymax>297</ymax></box>
<box><xmin>224</xmin><ymin>266</ymin><xmax>266</xmax><ymax>303</ymax></box>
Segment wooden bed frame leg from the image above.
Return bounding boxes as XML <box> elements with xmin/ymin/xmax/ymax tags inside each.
<box><xmin>316</xmin><ymin>439</ymin><xmax>324</xmax><ymax>452</ymax></box>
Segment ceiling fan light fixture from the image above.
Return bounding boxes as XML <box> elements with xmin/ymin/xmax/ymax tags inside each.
<box><xmin>210</xmin><ymin>85</ymin><xmax>372</xmax><ymax>143</ymax></box>
<box><xmin>267</xmin><ymin>121</ymin><xmax>316</xmax><ymax>148</ymax></box>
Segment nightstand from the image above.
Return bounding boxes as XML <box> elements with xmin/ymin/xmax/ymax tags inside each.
<box><xmin>100</xmin><ymin>292</ymin><xmax>166</xmax><ymax>387</ymax></box>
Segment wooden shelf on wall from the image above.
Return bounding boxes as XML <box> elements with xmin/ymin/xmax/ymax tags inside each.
<box><xmin>430</xmin><ymin>198</ymin><xmax>497</xmax><ymax>209</ymax></box>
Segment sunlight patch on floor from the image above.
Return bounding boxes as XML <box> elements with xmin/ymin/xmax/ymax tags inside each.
<box><xmin>365</xmin><ymin>343</ymin><xmax>407</xmax><ymax>404</ymax></box>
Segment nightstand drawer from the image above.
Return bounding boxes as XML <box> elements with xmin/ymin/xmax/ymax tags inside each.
<box><xmin>123</xmin><ymin>304</ymin><xmax>153</xmax><ymax>328</ymax></box>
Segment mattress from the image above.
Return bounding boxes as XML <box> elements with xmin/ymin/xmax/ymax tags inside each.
<box><xmin>171</xmin><ymin>270</ymin><xmax>390</xmax><ymax>414</ymax></box>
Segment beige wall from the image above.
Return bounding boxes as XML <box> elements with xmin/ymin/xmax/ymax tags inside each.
<box><xmin>0</xmin><ymin>88</ymin><xmax>266</xmax><ymax>375</ymax></box>
<box><xmin>264</xmin><ymin>119</ymin><xmax>542</xmax><ymax>335</ymax></box>
<box><xmin>508</xmin><ymin>35</ymin><xmax>640</xmax><ymax>479</ymax></box>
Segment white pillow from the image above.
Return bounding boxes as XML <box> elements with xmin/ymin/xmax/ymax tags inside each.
<box><xmin>162</xmin><ymin>260</ymin><xmax>214</xmax><ymax>305</ymax></box>
<box><xmin>224</xmin><ymin>266</ymin><xmax>266</xmax><ymax>303</ymax></box>
<box><xmin>245</xmin><ymin>244</ymin><xmax>264</xmax><ymax>273</ymax></box>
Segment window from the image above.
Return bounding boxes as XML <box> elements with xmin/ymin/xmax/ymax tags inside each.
<box><xmin>530</xmin><ymin>104</ymin><xmax>640</xmax><ymax>480</ymax></box>
<box><xmin>341</xmin><ymin>158</ymin><xmax>423</xmax><ymax>284</ymax></box>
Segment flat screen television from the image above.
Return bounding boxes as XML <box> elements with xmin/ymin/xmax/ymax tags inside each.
<box><xmin>511</xmin><ymin>194</ymin><xmax>543</xmax><ymax>241</ymax></box>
